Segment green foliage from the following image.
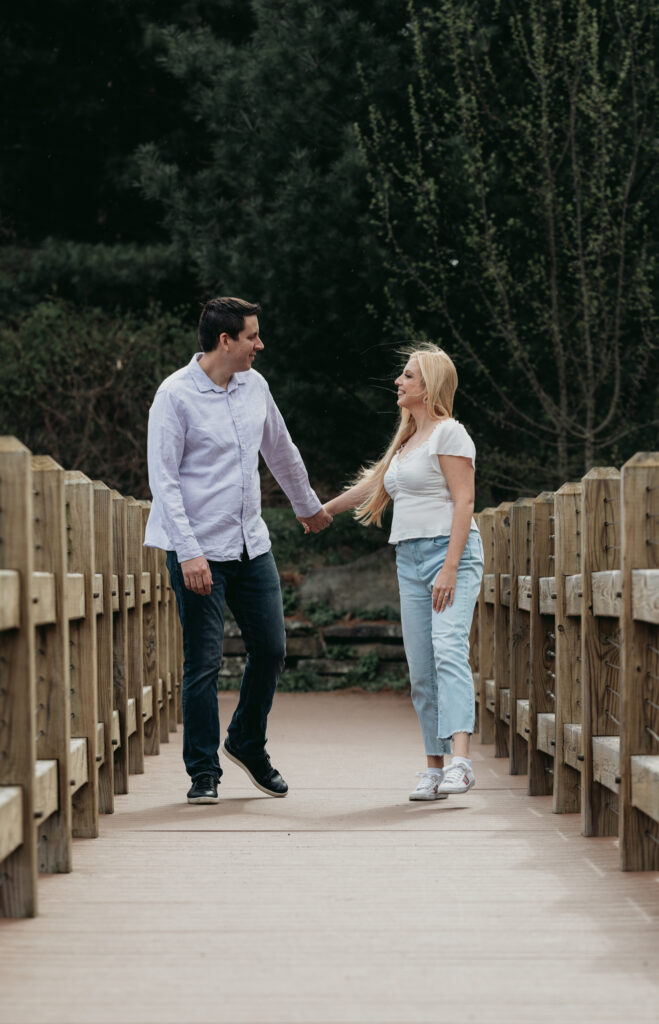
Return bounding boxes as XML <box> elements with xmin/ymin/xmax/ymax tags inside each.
<box><xmin>263</xmin><ymin>506</ymin><xmax>389</xmax><ymax>572</ymax></box>
<box><xmin>324</xmin><ymin>644</ymin><xmax>357</xmax><ymax>661</ymax></box>
<box><xmin>280</xmin><ymin>584</ymin><xmax>301</xmax><ymax>617</ymax></box>
<box><xmin>359</xmin><ymin>0</ymin><xmax>659</xmax><ymax>494</ymax></box>
<box><xmin>302</xmin><ymin>603</ymin><xmax>344</xmax><ymax>628</ymax></box>
<box><xmin>0</xmin><ymin>298</ymin><xmax>193</xmax><ymax>494</ymax></box>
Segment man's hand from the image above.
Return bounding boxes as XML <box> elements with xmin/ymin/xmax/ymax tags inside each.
<box><xmin>297</xmin><ymin>508</ymin><xmax>333</xmax><ymax>535</ymax></box>
<box><xmin>180</xmin><ymin>555</ymin><xmax>212</xmax><ymax>595</ymax></box>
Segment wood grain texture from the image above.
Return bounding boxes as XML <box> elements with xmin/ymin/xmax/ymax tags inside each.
<box><xmin>139</xmin><ymin>505</ymin><xmax>160</xmax><ymax>757</ymax></box>
<box><xmin>529</xmin><ymin>493</ymin><xmax>556</xmax><ymax>796</ymax></box>
<box><xmin>1</xmin><ymin>692</ymin><xmax>659</xmax><ymax>1023</ymax></box>
<box><xmin>477</xmin><ymin>510</ymin><xmax>496</xmax><ymax>745</ymax></box>
<box><xmin>32</xmin><ymin>456</ymin><xmax>72</xmax><ymax>872</ymax></box>
<box><xmin>620</xmin><ymin>453</ymin><xmax>659</xmax><ymax>870</ymax></box>
<box><xmin>64</xmin><ymin>472</ymin><xmax>99</xmax><ymax>839</ymax></box>
<box><xmin>631</xmin><ymin>755</ymin><xmax>659</xmax><ymax>824</ymax></box>
<box><xmin>580</xmin><ymin>468</ymin><xmax>621</xmax><ymax>839</ymax></box>
<box><xmin>111</xmin><ymin>494</ymin><xmax>129</xmax><ymax>794</ymax></box>
<box><xmin>125</xmin><ymin>500</ymin><xmax>145</xmax><ymax>775</ymax></box>
<box><xmin>0</xmin><ymin>785</ymin><xmax>22</xmax><ymax>862</ymax></box>
<box><xmin>493</xmin><ymin>503</ymin><xmax>512</xmax><ymax>758</ymax></box>
<box><xmin>93</xmin><ymin>482</ymin><xmax>115</xmax><ymax>814</ymax></box>
<box><xmin>0</xmin><ymin>439</ymin><xmax>38</xmax><ymax>916</ymax></box>
<box><xmin>509</xmin><ymin>500</ymin><xmax>533</xmax><ymax>775</ymax></box>
<box><xmin>553</xmin><ymin>482</ymin><xmax>582</xmax><ymax>814</ymax></box>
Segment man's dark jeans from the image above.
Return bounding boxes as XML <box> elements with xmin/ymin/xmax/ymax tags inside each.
<box><xmin>166</xmin><ymin>549</ymin><xmax>286</xmax><ymax>781</ymax></box>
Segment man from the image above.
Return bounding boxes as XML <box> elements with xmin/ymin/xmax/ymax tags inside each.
<box><xmin>144</xmin><ymin>296</ymin><xmax>332</xmax><ymax>804</ymax></box>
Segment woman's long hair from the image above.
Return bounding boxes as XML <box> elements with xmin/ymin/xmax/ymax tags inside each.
<box><xmin>354</xmin><ymin>344</ymin><xmax>458</xmax><ymax>526</ymax></box>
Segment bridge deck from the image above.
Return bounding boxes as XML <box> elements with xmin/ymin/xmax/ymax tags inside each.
<box><xmin>1</xmin><ymin>691</ymin><xmax>658</xmax><ymax>1024</ymax></box>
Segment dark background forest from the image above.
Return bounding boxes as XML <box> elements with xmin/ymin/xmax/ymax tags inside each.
<box><xmin>1</xmin><ymin>0</ymin><xmax>657</xmax><ymax>508</ymax></box>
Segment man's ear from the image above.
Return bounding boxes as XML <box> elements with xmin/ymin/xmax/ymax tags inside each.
<box><xmin>216</xmin><ymin>332</ymin><xmax>231</xmax><ymax>352</ymax></box>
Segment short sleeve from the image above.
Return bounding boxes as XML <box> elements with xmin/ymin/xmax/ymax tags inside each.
<box><xmin>427</xmin><ymin>419</ymin><xmax>476</xmax><ymax>468</ymax></box>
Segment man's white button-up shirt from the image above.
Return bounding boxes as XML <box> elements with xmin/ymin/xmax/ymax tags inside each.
<box><xmin>144</xmin><ymin>353</ymin><xmax>322</xmax><ymax>562</ymax></box>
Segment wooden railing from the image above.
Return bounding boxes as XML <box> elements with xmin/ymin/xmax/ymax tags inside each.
<box><xmin>0</xmin><ymin>438</ymin><xmax>182</xmax><ymax>917</ymax></box>
<box><xmin>471</xmin><ymin>452</ymin><xmax>659</xmax><ymax>870</ymax></box>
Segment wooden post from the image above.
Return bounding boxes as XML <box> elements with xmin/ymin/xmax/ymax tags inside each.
<box><xmin>65</xmin><ymin>472</ymin><xmax>99</xmax><ymax>839</ymax></box>
<box><xmin>553</xmin><ymin>482</ymin><xmax>582</xmax><ymax>814</ymax></box>
<box><xmin>0</xmin><ymin>438</ymin><xmax>37</xmax><ymax>916</ymax></box>
<box><xmin>493</xmin><ymin>502</ymin><xmax>512</xmax><ymax>758</ymax></box>
<box><xmin>509</xmin><ymin>498</ymin><xmax>534</xmax><ymax>775</ymax></box>
<box><xmin>126</xmin><ymin>499</ymin><xmax>145</xmax><ymax>774</ymax></box>
<box><xmin>529</xmin><ymin>492</ymin><xmax>555</xmax><ymax>796</ymax></box>
<box><xmin>154</xmin><ymin>547</ymin><xmax>170</xmax><ymax>742</ymax></box>
<box><xmin>32</xmin><ymin>456</ymin><xmax>72</xmax><ymax>871</ymax></box>
<box><xmin>620</xmin><ymin>452</ymin><xmax>659</xmax><ymax>870</ymax></box>
<box><xmin>93</xmin><ymin>482</ymin><xmax>115</xmax><ymax>813</ymax></box>
<box><xmin>112</xmin><ymin>492</ymin><xmax>129</xmax><ymax>794</ymax></box>
<box><xmin>477</xmin><ymin>509</ymin><xmax>496</xmax><ymax>744</ymax></box>
<box><xmin>140</xmin><ymin>504</ymin><xmax>160</xmax><ymax>756</ymax></box>
<box><xmin>469</xmin><ymin>588</ymin><xmax>480</xmax><ymax>735</ymax></box>
<box><xmin>581</xmin><ymin>468</ymin><xmax>621</xmax><ymax>838</ymax></box>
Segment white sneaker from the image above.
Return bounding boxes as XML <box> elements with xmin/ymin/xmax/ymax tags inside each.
<box><xmin>438</xmin><ymin>761</ymin><xmax>476</xmax><ymax>794</ymax></box>
<box><xmin>409</xmin><ymin>770</ymin><xmax>449</xmax><ymax>801</ymax></box>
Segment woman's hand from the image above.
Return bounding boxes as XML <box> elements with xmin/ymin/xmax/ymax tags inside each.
<box><xmin>432</xmin><ymin>565</ymin><xmax>458</xmax><ymax>613</ymax></box>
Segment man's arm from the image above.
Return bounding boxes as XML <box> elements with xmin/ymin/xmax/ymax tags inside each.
<box><xmin>260</xmin><ymin>385</ymin><xmax>331</xmax><ymax>533</ymax></box>
<box><xmin>148</xmin><ymin>390</ymin><xmax>212</xmax><ymax>593</ymax></box>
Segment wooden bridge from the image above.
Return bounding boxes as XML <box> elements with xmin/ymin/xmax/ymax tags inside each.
<box><xmin>0</xmin><ymin>438</ymin><xmax>658</xmax><ymax>1023</ymax></box>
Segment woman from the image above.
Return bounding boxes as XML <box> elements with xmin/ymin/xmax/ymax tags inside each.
<box><xmin>323</xmin><ymin>344</ymin><xmax>484</xmax><ymax>800</ymax></box>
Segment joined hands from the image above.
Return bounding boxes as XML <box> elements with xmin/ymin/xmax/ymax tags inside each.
<box><xmin>297</xmin><ymin>507</ymin><xmax>333</xmax><ymax>535</ymax></box>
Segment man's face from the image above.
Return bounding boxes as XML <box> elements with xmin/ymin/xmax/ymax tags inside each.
<box><xmin>227</xmin><ymin>315</ymin><xmax>264</xmax><ymax>370</ymax></box>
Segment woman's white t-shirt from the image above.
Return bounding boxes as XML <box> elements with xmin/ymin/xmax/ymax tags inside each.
<box><xmin>383</xmin><ymin>418</ymin><xmax>478</xmax><ymax>544</ymax></box>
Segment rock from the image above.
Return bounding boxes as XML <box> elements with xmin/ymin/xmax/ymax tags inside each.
<box><xmin>298</xmin><ymin>547</ymin><xmax>400</xmax><ymax>616</ymax></box>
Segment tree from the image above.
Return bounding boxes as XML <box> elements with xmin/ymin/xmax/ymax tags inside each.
<box><xmin>358</xmin><ymin>0</ymin><xmax>659</xmax><ymax>492</ymax></box>
<box><xmin>134</xmin><ymin>0</ymin><xmax>411</xmax><ymax>484</ymax></box>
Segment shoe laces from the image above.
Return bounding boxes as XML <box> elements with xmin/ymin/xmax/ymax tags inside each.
<box><xmin>415</xmin><ymin>769</ymin><xmax>442</xmax><ymax>787</ymax></box>
<box><xmin>443</xmin><ymin>762</ymin><xmax>469</xmax><ymax>784</ymax></box>
<box><xmin>196</xmin><ymin>773</ymin><xmax>215</xmax><ymax>788</ymax></box>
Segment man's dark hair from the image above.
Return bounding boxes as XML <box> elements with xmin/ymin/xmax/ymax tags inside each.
<box><xmin>198</xmin><ymin>297</ymin><xmax>261</xmax><ymax>352</ymax></box>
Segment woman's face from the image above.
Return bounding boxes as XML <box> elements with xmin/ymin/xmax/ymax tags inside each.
<box><xmin>395</xmin><ymin>358</ymin><xmax>426</xmax><ymax>410</ymax></box>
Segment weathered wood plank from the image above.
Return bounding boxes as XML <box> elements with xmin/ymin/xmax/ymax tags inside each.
<box><xmin>631</xmin><ymin>755</ymin><xmax>659</xmax><ymax>824</ymax></box>
<box><xmin>477</xmin><ymin>510</ymin><xmax>496</xmax><ymax>745</ymax></box>
<box><xmin>565</xmin><ymin>574</ymin><xmax>583</xmax><ymax>617</ymax></box>
<box><xmin>580</xmin><ymin>467</ymin><xmax>621</xmax><ymax>840</ymax></box>
<box><xmin>592</xmin><ymin>736</ymin><xmax>620</xmax><ymax>795</ymax></box>
<box><xmin>127</xmin><ymin>698</ymin><xmax>137</xmax><ymax>738</ymax></box>
<box><xmin>65</xmin><ymin>471</ymin><xmax>99</xmax><ymax>839</ymax></box>
<box><xmin>553</xmin><ymin>481</ymin><xmax>582</xmax><ymax>814</ymax></box>
<box><xmin>34</xmin><ymin>759</ymin><xmax>58</xmax><ymax>823</ymax></box>
<box><xmin>484</xmin><ymin>678</ymin><xmax>495</xmax><ymax>714</ymax></box>
<box><xmin>537</xmin><ymin>713</ymin><xmax>555</xmax><ymax>758</ymax></box>
<box><xmin>500</xmin><ymin>688</ymin><xmax>511</xmax><ymax>723</ymax></box>
<box><xmin>32</xmin><ymin>572</ymin><xmax>56</xmax><ymax>625</ymax></box>
<box><xmin>0</xmin><ymin>569</ymin><xmax>20</xmax><ymax>630</ymax></box>
<box><xmin>529</xmin><ymin>493</ymin><xmax>556</xmax><ymax>797</ymax></box>
<box><xmin>483</xmin><ymin>574</ymin><xmax>496</xmax><ymax>604</ymax></box>
<box><xmin>592</xmin><ymin>570</ymin><xmax>622</xmax><ymax>618</ymax></box>
<box><xmin>93</xmin><ymin>481</ymin><xmax>114</xmax><ymax>813</ymax></box>
<box><xmin>620</xmin><ymin>452</ymin><xmax>659</xmax><ymax>870</ymax></box>
<box><xmin>517</xmin><ymin>575</ymin><xmax>532</xmax><ymax>612</ymax></box>
<box><xmin>631</xmin><ymin>569</ymin><xmax>659</xmax><ymax>625</ymax></box>
<box><xmin>69</xmin><ymin>738</ymin><xmax>89</xmax><ymax>794</ymax></box>
<box><xmin>126</xmin><ymin>500</ymin><xmax>145</xmax><ymax>773</ymax></box>
<box><xmin>563</xmin><ymin>723</ymin><xmax>582</xmax><ymax>772</ymax></box>
<box><xmin>111</xmin><ymin>493</ymin><xmax>129</xmax><ymax>794</ymax></box>
<box><xmin>0</xmin><ymin>438</ymin><xmax>38</xmax><ymax>917</ymax></box>
<box><xmin>493</xmin><ymin>503</ymin><xmax>512</xmax><ymax>758</ymax></box>
<box><xmin>516</xmin><ymin>699</ymin><xmax>530</xmax><ymax>739</ymax></box>
<box><xmin>139</xmin><ymin>505</ymin><xmax>160</xmax><ymax>756</ymax></box>
<box><xmin>538</xmin><ymin>577</ymin><xmax>557</xmax><ymax>615</ymax></box>
<box><xmin>500</xmin><ymin>574</ymin><xmax>511</xmax><ymax>608</ymax></box>
<box><xmin>65</xmin><ymin>573</ymin><xmax>85</xmax><ymax>621</ymax></box>
<box><xmin>0</xmin><ymin>787</ymin><xmax>23</xmax><ymax>862</ymax></box>
<box><xmin>32</xmin><ymin>455</ymin><xmax>72</xmax><ymax>873</ymax></box>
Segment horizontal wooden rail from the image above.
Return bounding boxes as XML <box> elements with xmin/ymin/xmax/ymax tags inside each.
<box><xmin>471</xmin><ymin>452</ymin><xmax>659</xmax><ymax>870</ymax></box>
<box><xmin>0</xmin><ymin>440</ymin><xmax>183</xmax><ymax>917</ymax></box>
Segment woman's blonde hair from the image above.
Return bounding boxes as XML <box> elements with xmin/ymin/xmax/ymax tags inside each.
<box><xmin>355</xmin><ymin>343</ymin><xmax>458</xmax><ymax>526</ymax></box>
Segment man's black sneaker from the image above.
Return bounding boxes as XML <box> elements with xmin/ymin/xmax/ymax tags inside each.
<box><xmin>221</xmin><ymin>738</ymin><xmax>288</xmax><ymax>797</ymax></box>
<box><xmin>186</xmin><ymin>774</ymin><xmax>220</xmax><ymax>804</ymax></box>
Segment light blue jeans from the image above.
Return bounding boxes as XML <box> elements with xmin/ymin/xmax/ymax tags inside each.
<box><xmin>395</xmin><ymin>531</ymin><xmax>484</xmax><ymax>755</ymax></box>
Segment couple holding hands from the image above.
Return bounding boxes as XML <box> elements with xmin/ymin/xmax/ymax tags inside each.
<box><xmin>145</xmin><ymin>297</ymin><xmax>484</xmax><ymax>805</ymax></box>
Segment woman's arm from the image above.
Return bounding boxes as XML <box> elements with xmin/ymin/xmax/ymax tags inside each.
<box><xmin>432</xmin><ymin>455</ymin><xmax>475</xmax><ymax>613</ymax></box>
<box><xmin>324</xmin><ymin>477</ymin><xmax>375</xmax><ymax>517</ymax></box>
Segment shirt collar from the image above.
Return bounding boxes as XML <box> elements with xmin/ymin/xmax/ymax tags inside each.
<box><xmin>189</xmin><ymin>353</ymin><xmax>249</xmax><ymax>394</ymax></box>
